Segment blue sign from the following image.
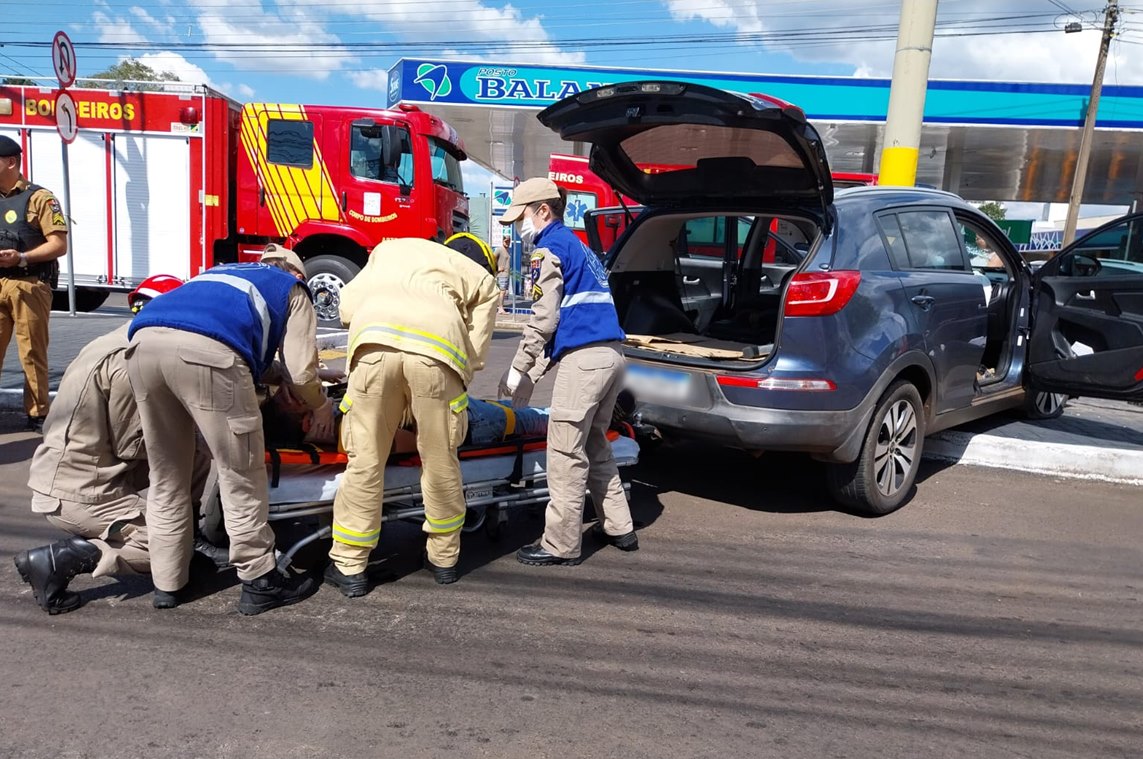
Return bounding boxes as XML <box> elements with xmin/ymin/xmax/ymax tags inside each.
<box><xmin>387</xmin><ymin>58</ymin><xmax>1143</xmax><ymax>130</ymax></box>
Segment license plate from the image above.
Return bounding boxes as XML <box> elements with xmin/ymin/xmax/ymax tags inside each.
<box><xmin>625</xmin><ymin>364</ymin><xmax>691</xmax><ymax>403</ymax></box>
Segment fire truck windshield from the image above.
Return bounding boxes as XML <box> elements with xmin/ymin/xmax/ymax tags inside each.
<box><xmin>428</xmin><ymin>137</ymin><xmax>464</xmax><ymax>193</ymax></box>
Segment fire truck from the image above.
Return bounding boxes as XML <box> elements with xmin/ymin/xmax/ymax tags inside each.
<box><xmin>0</xmin><ymin>83</ymin><xmax>469</xmax><ymax>322</ymax></box>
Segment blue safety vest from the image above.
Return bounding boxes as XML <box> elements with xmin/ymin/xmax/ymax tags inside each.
<box><xmin>129</xmin><ymin>263</ymin><xmax>301</xmax><ymax>378</ymax></box>
<box><xmin>534</xmin><ymin>220</ymin><xmax>624</xmax><ymax>361</ymax></box>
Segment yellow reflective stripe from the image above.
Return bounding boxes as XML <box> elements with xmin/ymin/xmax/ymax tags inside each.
<box><xmin>424</xmin><ymin>513</ymin><xmax>465</xmax><ymax>533</ymax></box>
<box><xmin>351</xmin><ymin>324</ymin><xmax>468</xmax><ymax>374</ymax></box>
<box><xmin>449</xmin><ymin>392</ymin><xmax>468</xmax><ymax>413</ymax></box>
<box><xmin>339</xmin><ymin>396</ymin><xmax>353</xmax><ymax>414</ymax></box>
<box><xmin>489</xmin><ymin>401</ymin><xmax>516</xmax><ymax>438</ymax></box>
<box><xmin>332</xmin><ymin>522</ymin><xmax>380</xmax><ymax>539</ymax></box>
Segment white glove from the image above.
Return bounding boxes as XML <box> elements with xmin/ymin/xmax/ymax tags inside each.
<box><xmin>499</xmin><ymin>367</ymin><xmax>523</xmax><ymax>399</ymax></box>
<box><xmin>511</xmin><ymin>374</ymin><xmax>535</xmax><ymax>410</ymax></box>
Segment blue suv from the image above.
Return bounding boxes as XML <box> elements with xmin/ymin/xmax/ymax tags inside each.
<box><xmin>539</xmin><ymin>81</ymin><xmax>1143</xmax><ymax>514</ymax></box>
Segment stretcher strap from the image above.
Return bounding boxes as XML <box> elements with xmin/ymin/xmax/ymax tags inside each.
<box><xmin>268</xmin><ymin>448</ymin><xmax>282</xmax><ymax>488</ymax></box>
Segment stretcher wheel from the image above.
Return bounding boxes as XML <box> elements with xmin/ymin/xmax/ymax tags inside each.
<box><xmin>484</xmin><ymin>514</ymin><xmax>503</xmax><ymax>542</ymax></box>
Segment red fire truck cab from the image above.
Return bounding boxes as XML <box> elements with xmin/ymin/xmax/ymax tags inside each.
<box><xmin>0</xmin><ymin>83</ymin><xmax>468</xmax><ymax>322</ymax></box>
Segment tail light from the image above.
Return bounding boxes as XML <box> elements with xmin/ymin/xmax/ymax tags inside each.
<box><xmin>717</xmin><ymin>376</ymin><xmax>836</xmax><ymax>392</ymax></box>
<box><xmin>784</xmin><ymin>271</ymin><xmax>861</xmax><ymax>317</ymax></box>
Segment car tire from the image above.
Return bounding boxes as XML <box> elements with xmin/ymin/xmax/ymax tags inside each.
<box><xmin>827</xmin><ymin>380</ymin><xmax>925</xmax><ymax>516</ymax></box>
<box><xmin>304</xmin><ymin>255</ymin><xmax>361</xmax><ymax>327</ymax></box>
<box><xmin>1023</xmin><ymin>389</ymin><xmax>1067</xmax><ymax>420</ymax></box>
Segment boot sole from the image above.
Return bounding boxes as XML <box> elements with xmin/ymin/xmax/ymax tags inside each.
<box><xmin>238</xmin><ymin>592</ymin><xmax>311</xmax><ymax>616</ymax></box>
<box><xmin>517</xmin><ymin>555</ymin><xmax>583</xmax><ymax>567</ymax></box>
<box><xmin>323</xmin><ymin>576</ymin><xmax>369</xmax><ymax>598</ymax></box>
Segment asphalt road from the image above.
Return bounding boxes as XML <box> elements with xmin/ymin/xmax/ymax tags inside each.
<box><xmin>1</xmin><ymin>389</ymin><xmax>1141</xmax><ymax>757</ymax></box>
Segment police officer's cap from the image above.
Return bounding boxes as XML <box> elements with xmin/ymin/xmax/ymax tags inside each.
<box><xmin>0</xmin><ymin>136</ymin><xmax>22</xmax><ymax>158</ymax></box>
<box><xmin>444</xmin><ymin>232</ymin><xmax>497</xmax><ymax>278</ymax></box>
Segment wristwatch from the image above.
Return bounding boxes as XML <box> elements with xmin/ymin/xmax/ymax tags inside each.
<box><xmin>17</xmin><ymin>252</ymin><xmax>27</xmax><ymax>268</ymax></box>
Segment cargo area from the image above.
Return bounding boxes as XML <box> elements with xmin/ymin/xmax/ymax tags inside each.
<box><xmin>608</xmin><ymin>211</ymin><xmax>821</xmax><ymax>365</ymax></box>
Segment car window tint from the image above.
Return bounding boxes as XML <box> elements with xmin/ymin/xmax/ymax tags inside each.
<box><xmin>1059</xmin><ymin>216</ymin><xmax>1143</xmax><ymax>277</ymax></box>
<box><xmin>876</xmin><ymin>213</ymin><xmax>911</xmax><ymax>270</ymax></box>
<box><xmin>897</xmin><ymin>210</ymin><xmax>968</xmax><ymax>271</ymax></box>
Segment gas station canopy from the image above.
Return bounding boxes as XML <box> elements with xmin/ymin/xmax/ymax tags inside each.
<box><xmin>385</xmin><ymin>58</ymin><xmax>1143</xmax><ymax>205</ymax></box>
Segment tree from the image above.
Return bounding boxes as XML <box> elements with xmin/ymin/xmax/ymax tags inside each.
<box><xmin>82</xmin><ymin>59</ymin><xmax>180</xmax><ymax>92</ymax></box>
<box><xmin>977</xmin><ymin>201</ymin><xmax>1007</xmax><ymax>222</ymax></box>
<box><xmin>1</xmin><ymin>76</ymin><xmax>34</xmax><ymax>86</ymax></box>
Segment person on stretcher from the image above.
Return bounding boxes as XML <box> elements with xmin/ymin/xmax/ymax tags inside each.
<box><xmin>389</xmin><ymin>398</ymin><xmax>549</xmax><ymax>455</ymax></box>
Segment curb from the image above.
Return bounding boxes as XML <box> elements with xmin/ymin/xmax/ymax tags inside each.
<box><xmin>0</xmin><ymin>388</ymin><xmax>57</xmax><ymax>412</ymax></box>
<box><xmin>924</xmin><ymin>429</ymin><xmax>1143</xmax><ymax>485</ymax></box>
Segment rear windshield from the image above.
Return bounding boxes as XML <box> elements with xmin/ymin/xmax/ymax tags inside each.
<box><xmin>620</xmin><ymin>125</ymin><xmax>804</xmax><ymax>172</ymax></box>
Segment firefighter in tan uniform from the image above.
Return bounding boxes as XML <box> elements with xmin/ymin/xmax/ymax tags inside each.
<box><xmin>126</xmin><ymin>248</ymin><xmax>334</xmax><ymax>614</ymax></box>
<box><xmin>323</xmin><ymin>234</ymin><xmax>499</xmax><ymax>596</ymax></box>
<box><xmin>0</xmin><ymin>135</ymin><xmax>68</xmax><ymax>433</ymax></box>
<box><xmin>497</xmin><ymin>178</ymin><xmax>638</xmax><ymax>565</ymax></box>
<box><xmin>13</xmin><ymin>276</ymin><xmax>216</xmax><ymax>614</ymax></box>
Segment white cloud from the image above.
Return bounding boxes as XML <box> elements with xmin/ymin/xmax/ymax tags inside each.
<box><xmin>663</xmin><ymin>0</ymin><xmax>1143</xmax><ymax>85</ymax></box>
<box><xmin>92</xmin><ymin>11</ymin><xmax>148</xmax><ymax>46</ymax></box>
<box><xmin>137</xmin><ymin>51</ymin><xmax>212</xmax><ymax>85</ymax></box>
<box><xmin>348</xmin><ymin>70</ymin><xmax>389</xmax><ymax>93</ymax></box>
<box><xmin>129</xmin><ymin>6</ymin><xmax>175</xmax><ymax>37</ymax></box>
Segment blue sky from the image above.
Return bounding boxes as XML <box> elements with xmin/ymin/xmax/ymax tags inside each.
<box><xmin>4</xmin><ymin>1</ymin><xmax>1142</xmax><ymax>213</ymax></box>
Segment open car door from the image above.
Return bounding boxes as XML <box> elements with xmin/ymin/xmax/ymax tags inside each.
<box><xmin>1026</xmin><ymin>214</ymin><xmax>1143</xmax><ymax>401</ymax></box>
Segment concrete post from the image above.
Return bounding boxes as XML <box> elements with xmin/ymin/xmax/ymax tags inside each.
<box><xmin>1063</xmin><ymin>0</ymin><xmax>1119</xmax><ymax>246</ymax></box>
<box><xmin>878</xmin><ymin>0</ymin><xmax>939</xmax><ymax>187</ymax></box>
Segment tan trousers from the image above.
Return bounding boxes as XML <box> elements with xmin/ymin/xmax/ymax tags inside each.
<box><xmin>127</xmin><ymin>328</ymin><xmax>275</xmax><ymax>591</ymax></box>
<box><xmin>542</xmin><ymin>343</ymin><xmax>633</xmax><ymax>559</ymax></box>
<box><xmin>331</xmin><ymin>347</ymin><xmax>468</xmax><ymax>574</ymax></box>
<box><xmin>0</xmin><ymin>276</ymin><xmax>52</xmax><ymax>416</ymax></box>
<box><xmin>34</xmin><ymin>447</ymin><xmax>212</xmax><ymax>578</ymax></box>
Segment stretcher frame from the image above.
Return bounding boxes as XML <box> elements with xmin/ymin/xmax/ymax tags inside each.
<box><xmin>257</xmin><ymin>433</ymin><xmax>639</xmax><ymax>573</ymax></box>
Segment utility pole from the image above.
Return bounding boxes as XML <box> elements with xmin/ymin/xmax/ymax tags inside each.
<box><xmin>878</xmin><ymin>0</ymin><xmax>939</xmax><ymax>187</ymax></box>
<box><xmin>1063</xmin><ymin>0</ymin><xmax>1119</xmax><ymax>246</ymax></box>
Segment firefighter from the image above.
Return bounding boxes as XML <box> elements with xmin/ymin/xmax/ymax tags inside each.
<box><xmin>324</xmin><ymin>234</ymin><xmax>499</xmax><ymax>596</ymax></box>
<box><xmin>125</xmin><ymin>248</ymin><xmax>334</xmax><ymax>614</ymax></box>
<box><xmin>13</xmin><ymin>275</ymin><xmax>215</xmax><ymax>614</ymax></box>
<box><xmin>0</xmin><ymin>135</ymin><xmax>68</xmax><ymax>433</ymax></box>
<box><xmin>497</xmin><ymin>178</ymin><xmax>638</xmax><ymax>566</ymax></box>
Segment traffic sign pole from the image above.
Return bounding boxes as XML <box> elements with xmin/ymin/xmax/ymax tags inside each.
<box><xmin>51</xmin><ymin>31</ymin><xmax>78</xmax><ymax>316</ymax></box>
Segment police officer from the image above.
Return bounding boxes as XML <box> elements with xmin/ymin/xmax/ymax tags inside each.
<box><xmin>324</xmin><ymin>235</ymin><xmax>499</xmax><ymax>596</ymax></box>
<box><xmin>126</xmin><ymin>249</ymin><xmax>334</xmax><ymax>614</ymax></box>
<box><xmin>498</xmin><ymin>178</ymin><xmax>638</xmax><ymax>566</ymax></box>
<box><xmin>13</xmin><ymin>275</ymin><xmax>215</xmax><ymax>614</ymax></box>
<box><xmin>0</xmin><ymin>135</ymin><xmax>68</xmax><ymax>433</ymax></box>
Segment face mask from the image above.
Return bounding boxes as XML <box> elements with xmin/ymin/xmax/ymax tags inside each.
<box><xmin>517</xmin><ymin>216</ymin><xmax>537</xmax><ymax>249</ymax></box>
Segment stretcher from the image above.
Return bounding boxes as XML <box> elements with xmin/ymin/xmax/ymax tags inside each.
<box><xmin>258</xmin><ymin>430</ymin><xmax>641</xmax><ymax>572</ymax></box>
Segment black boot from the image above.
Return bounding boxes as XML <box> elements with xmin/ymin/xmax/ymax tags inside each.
<box><xmin>592</xmin><ymin>523</ymin><xmax>640</xmax><ymax>552</ymax></box>
<box><xmin>238</xmin><ymin>568</ymin><xmax>318</xmax><ymax>616</ymax></box>
<box><xmin>424</xmin><ymin>556</ymin><xmax>458</xmax><ymax>585</ymax></box>
<box><xmin>25</xmin><ymin>415</ymin><xmax>46</xmax><ymax>434</ymax></box>
<box><xmin>323</xmin><ymin>562</ymin><xmax>370</xmax><ymax>598</ymax></box>
<box><xmin>193</xmin><ymin>536</ymin><xmax>231</xmax><ymax>570</ymax></box>
<box><xmin>13</xmin><ymin>537</ymin><xmax>101</xmax><ymax>615</ymax></box>
<box><xmin>516</xmin><ymin>543</ymin><xmax>582</xmax><ymax>566</ymax></box>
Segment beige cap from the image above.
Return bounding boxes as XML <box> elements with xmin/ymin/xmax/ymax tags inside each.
<box><xmin>499</xmin><ymin>177</ymin><xmax>561</xmax><ymax>224</ymax></box>
<box><xmin>261</xmin><ymin>243</ymin><xmax>307</xmax><ymax>278</ymax></box>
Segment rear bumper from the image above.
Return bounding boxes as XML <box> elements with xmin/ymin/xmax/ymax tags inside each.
<box><xmin>634</xmin><ymin>392</ymin><xmax>878</xmax><ymax>463</ymax></box>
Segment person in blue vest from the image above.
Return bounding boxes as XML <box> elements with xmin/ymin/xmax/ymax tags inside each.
<box><xmin>497</xmin><ymin>178</ymin><xmax>639</xmax><ymax>565</ymax></box>
<box><xmin>126</xmin><ymin>246</ymin><xmax>334</xmax><ymax>614</ymax></box>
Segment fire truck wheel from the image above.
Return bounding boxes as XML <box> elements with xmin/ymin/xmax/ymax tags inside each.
<box><xmin>304</xmin><ymin>255</ymin><xmax>361</xmax><ymax>326</ymax></box>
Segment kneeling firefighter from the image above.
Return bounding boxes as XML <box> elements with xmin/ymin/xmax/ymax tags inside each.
<box><xmin>14</xmin><ymin>275</ymin><xmax>214</xmax><ymax>614</ymax></box>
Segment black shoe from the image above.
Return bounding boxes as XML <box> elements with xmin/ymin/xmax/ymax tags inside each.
<box><xmin>592</xmin><ymin>523</ymin><xmax>640</xmax><ymax>552</ymax></box>
<box><xmin>193</xmin><ymin>536</ymin><xmax>231</xmax><ymax>570</ymax></box>
<box><xmin>516</xmin><ymin>543</ymin><xmax>582</xmax><ymax>566</ymax></box>
<box><xmin>238</xmin><ymin>568</ymin><xmax>318</xmax><ymax>615</ymax></box>
<box><xmin>25</xmin><ymin>415</ymin><xmax>46</xmax><ymax>434</ymax></box>
<box><xmin>13</xmin><ymin>537</ymin><xmax>101</xmax><ymax>615</ymax></box>
<box><xmin>424</xmin><ymin>556</ymin><xmax>458</xmax><ymax>585</ymax></box>
<box><xmin>153</xmin><ymin>587</ymin><xmax>182</xmax><ymax>609</ymax></box>
<box><xmin>323</xmin><ymin>563</ymin><xmax>370</xmax><ymax>598</ymax></box>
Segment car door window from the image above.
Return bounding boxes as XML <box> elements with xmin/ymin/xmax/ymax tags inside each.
<box><xmin>875</xmin><ymin>213</ymin><xmax>911</xmax><ymax>270</ymax></box>
<box><xmin>896</xmin><ymin>210</ymin><xmax>970</xmax><ymax>272</ymax></box>
<box><xmin>1054</xmin><ymin>216</ymin><xmax>1143</xmax><ymax>277</ymax></box>
<box><xmin>959</xmin><ymin>221</ymin><xmax>1009</xmax><ymax>274</ymax></box>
